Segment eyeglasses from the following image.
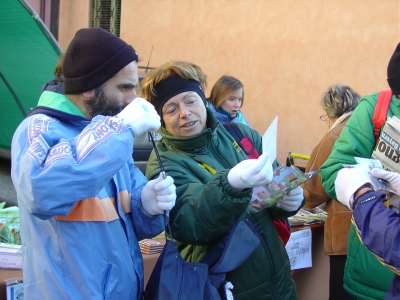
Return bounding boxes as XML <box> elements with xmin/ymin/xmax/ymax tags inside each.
<box><xmin>320</xmin><ymin>114</ymin><xmax>328</xmax><ymax>121</ymax></box>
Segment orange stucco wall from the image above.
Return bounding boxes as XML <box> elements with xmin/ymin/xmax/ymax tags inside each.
<box><xmin>58</xmin><ymin>0</ymin><xmax>400</xmax><ymax>163</ymax></box>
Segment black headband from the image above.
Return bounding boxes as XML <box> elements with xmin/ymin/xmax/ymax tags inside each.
<box><xmin>152</xmin><ymin>74</ymin><xmax>207</xmax><ymax>116</ymax></box>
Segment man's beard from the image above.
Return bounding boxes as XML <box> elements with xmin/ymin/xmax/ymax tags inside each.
<box><xmin>86</xmin><ymin>85</ymin><xmax>124</xmax><ymax>119</ymax></box>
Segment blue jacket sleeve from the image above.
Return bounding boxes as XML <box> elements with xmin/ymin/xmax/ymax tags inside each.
<box><xmin>353</xmin><ymin>191</ymin><xmax>400</xmax><ymax>275</ymax></box>
<box><xmin>12</xmin><ymin>114</ymin><xmax>136</xmax><ymax>219</ymax></box>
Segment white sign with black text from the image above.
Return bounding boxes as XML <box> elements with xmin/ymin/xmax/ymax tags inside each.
<box><xmin>285</xmin><ymin>228</ymin><xmax>312</xmax><ymax>270</ymax></box>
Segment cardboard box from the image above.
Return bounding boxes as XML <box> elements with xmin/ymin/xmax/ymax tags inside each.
<box><xmin>5</xmin><ymin>279</ymin><xmax>23</xmax><ymax>300</ymax></box>
<box><xmin>0</xmin><ymin>269</ymin><xmax>23</xmax><ymax>300</ymax></box>
<box><xmin>0</xmin><ymin>244</ymin><xmax>21</xmax><ymax>270</ymax></box>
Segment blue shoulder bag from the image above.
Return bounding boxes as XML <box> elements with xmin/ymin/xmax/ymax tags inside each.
<box><xmin>144</xmin><ymin>217</ymin><xmax>262</xmax><ymax>300</ymax></box>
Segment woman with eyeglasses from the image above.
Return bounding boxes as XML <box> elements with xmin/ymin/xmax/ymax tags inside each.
<box><xmin>301</xmin><ymin>84</ymin><xmax>361</xmax><ymax>300</ymax></box>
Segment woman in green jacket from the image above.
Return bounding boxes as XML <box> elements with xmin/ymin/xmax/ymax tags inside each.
<box><xmin>320</xmin><ymin>43</ymin><xmax>400</xmax><ymax>299</ymax></box>
<box><xmin>141</xmin><ymin>61</ymin><xmax>304</xmax><ymax>300</ymax></box>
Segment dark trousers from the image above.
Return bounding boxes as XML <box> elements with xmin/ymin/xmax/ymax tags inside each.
<box><xmin>329</xmin><ymin>255</ymin><xmax>357</xmax><ymax>300</ymax></box>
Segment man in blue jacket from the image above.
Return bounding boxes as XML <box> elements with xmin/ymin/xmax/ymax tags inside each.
<box><xmin>11</xmin><ymin>28</ymin><xmax>176</xmax><ymax>299</ymax></box>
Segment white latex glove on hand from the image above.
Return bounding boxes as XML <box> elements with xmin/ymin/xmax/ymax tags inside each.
<box><xmin>276</xmin><ymin>186</ymin><xmax>304</xmax><ymax>211</ymax></box>
<box><xmin>141</xmin><ymin>173</ymin><xmax>176</xmax><ymax>216</ymax></box>
<box><xmin>117</xmin><ymin>97</ymin><xmax>161</xmax><ymax>136</ymax></box>
<box><xmin>227</xmin><ymin>153</ymin><xmax>273</xmax><ymax>190</ymax></box>
<box><xmin>334</xmin><ymin>167</ymin><xmax>373</xmax><ymax>210</ymax></box>
<box><xmin>370</xmin><ymin>168</ymin><xmax>400</xmax><ymax>194</ymax></box>
<box><xmin>371</xmin><ymin>168</ymin><xmax>400</xmax><ymax>211</ymax></box>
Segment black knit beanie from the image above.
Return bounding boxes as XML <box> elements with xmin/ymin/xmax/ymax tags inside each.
<box><xmin>387</xmin><ymin>42</ymin><xmax>400</xmax><ymax>95</ymax></box>
<box><xmin>63</xmin><ymin>27</ymin><xmax>138</xmax><ymax>94</ymax></box>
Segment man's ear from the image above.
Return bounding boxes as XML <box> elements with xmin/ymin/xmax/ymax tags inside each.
<box><xmin>82</xmin><ymin>89</ymin><xmax>95</xmax><ymax>99</ymax></box>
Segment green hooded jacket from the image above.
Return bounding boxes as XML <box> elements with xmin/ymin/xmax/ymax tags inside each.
<box><xmin>321</xmin><ymin>92</ymin><xmax>399</xmax><ymax>299</ymax></box>
<box><xmin>146</xmin><ymin>109</ymin><xmax>300</xmax><ymax>300</ymax></box>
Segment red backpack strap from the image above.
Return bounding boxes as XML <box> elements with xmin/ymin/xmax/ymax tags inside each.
<box><xmin>372</xmin><ymin>90</ymin><xmax>392</xmax><ymax>143</ymax></box>
<box><xmin>222</xmin><ymin>123</ymin><xmax>260</xmax><ymax>158</ymax></box>
<box><xmin>239</xmin><ymin>137</ymin><xmax>259</xmax><ymax>159</ymax></box>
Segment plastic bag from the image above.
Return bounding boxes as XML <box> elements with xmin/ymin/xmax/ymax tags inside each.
<box><xmin>0</xmin><ymin>204</ymin><xmax>21</xmax><ymax>245</ymax></box>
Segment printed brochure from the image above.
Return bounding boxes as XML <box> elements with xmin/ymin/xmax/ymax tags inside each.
<box><xmin>248</xmin><ymin>165</ymin><xmax>320</xmax><ymax>213</ymax></box>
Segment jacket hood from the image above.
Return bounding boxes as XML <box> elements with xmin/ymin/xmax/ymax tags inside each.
<box><xmin>27</xmin><ymin>91</ymin><xmax>87</xmax><ymax>122</ymax></box>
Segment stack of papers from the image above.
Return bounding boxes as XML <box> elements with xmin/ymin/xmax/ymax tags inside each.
<box><xmin>288</xmin><ymin>209</ymin><xmax>327</xmax><ymax>226</ymax></box>
<box><xmin>139</xmin><ymin>239</ymin><xmax>164</xmax><ymax>254</ymax></box>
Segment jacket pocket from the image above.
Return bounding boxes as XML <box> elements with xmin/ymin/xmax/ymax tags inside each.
<box><xmin>102</xmin><ymin>263</ymin><xmax>112</xmax><ymax>299</ymax></box>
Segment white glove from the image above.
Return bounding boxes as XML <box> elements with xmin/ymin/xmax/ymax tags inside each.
<box><xmin>141</xmin><ymin>173</ymin><xmax>176</xmax><ymax>215</ymax></box>
<box><xmin>371</xmin><ymin>168</ymin><xmax>400</xmax><ymax>212</ymax></box>
<box><xmin>370</xmin><ymin>168</ymin><xmax>400</xmax><ymax>194</ymax></box>
<box><xmin>334</xmin><ymin>167</ymin><xmax>373</xmax><ymax>210</ymax></box>
<box><xmin>227</xmin><ymin>153</ymin><xmax>273</xmax><ymax>190</ymax></box>
<box><xmin>276</xmin><ymin>186</ymin><xmax>304</xmax><ymax>211</ymax></box>
<box><xmin>117</xmin><ymin>98</ymin><xmax>161</xmax><ymax>136</ymax></box>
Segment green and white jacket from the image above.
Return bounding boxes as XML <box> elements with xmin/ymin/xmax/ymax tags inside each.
<box><xmin>321</xmin><ymin>92</ymin><xmax>399</xmax><ymax>300</ymax></box>
<box><xmin>146</xmin><ymin>109</ymin><xmax>300</xmax><ymax>300</ymax></box>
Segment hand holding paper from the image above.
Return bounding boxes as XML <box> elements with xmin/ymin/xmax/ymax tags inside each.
<box><xmin>276</xmin><ymin>186</ymin><xmax>304</xmax><ymax>211</ymax></box>
<box><xmin>371</xmin><ymin>168</ymin><xmax>400</xmax><ymax>195</ymax></box>
<box><xmin>228</xmin><ymin>153</ymin><xmax>273</xmax><ymax>190</ymax></box>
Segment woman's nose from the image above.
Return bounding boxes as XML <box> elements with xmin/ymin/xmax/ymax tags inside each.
<box><xmin>180</xmin><ymin>105</ymin><xmax>191</xmax><ymax>117</ymax></box>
